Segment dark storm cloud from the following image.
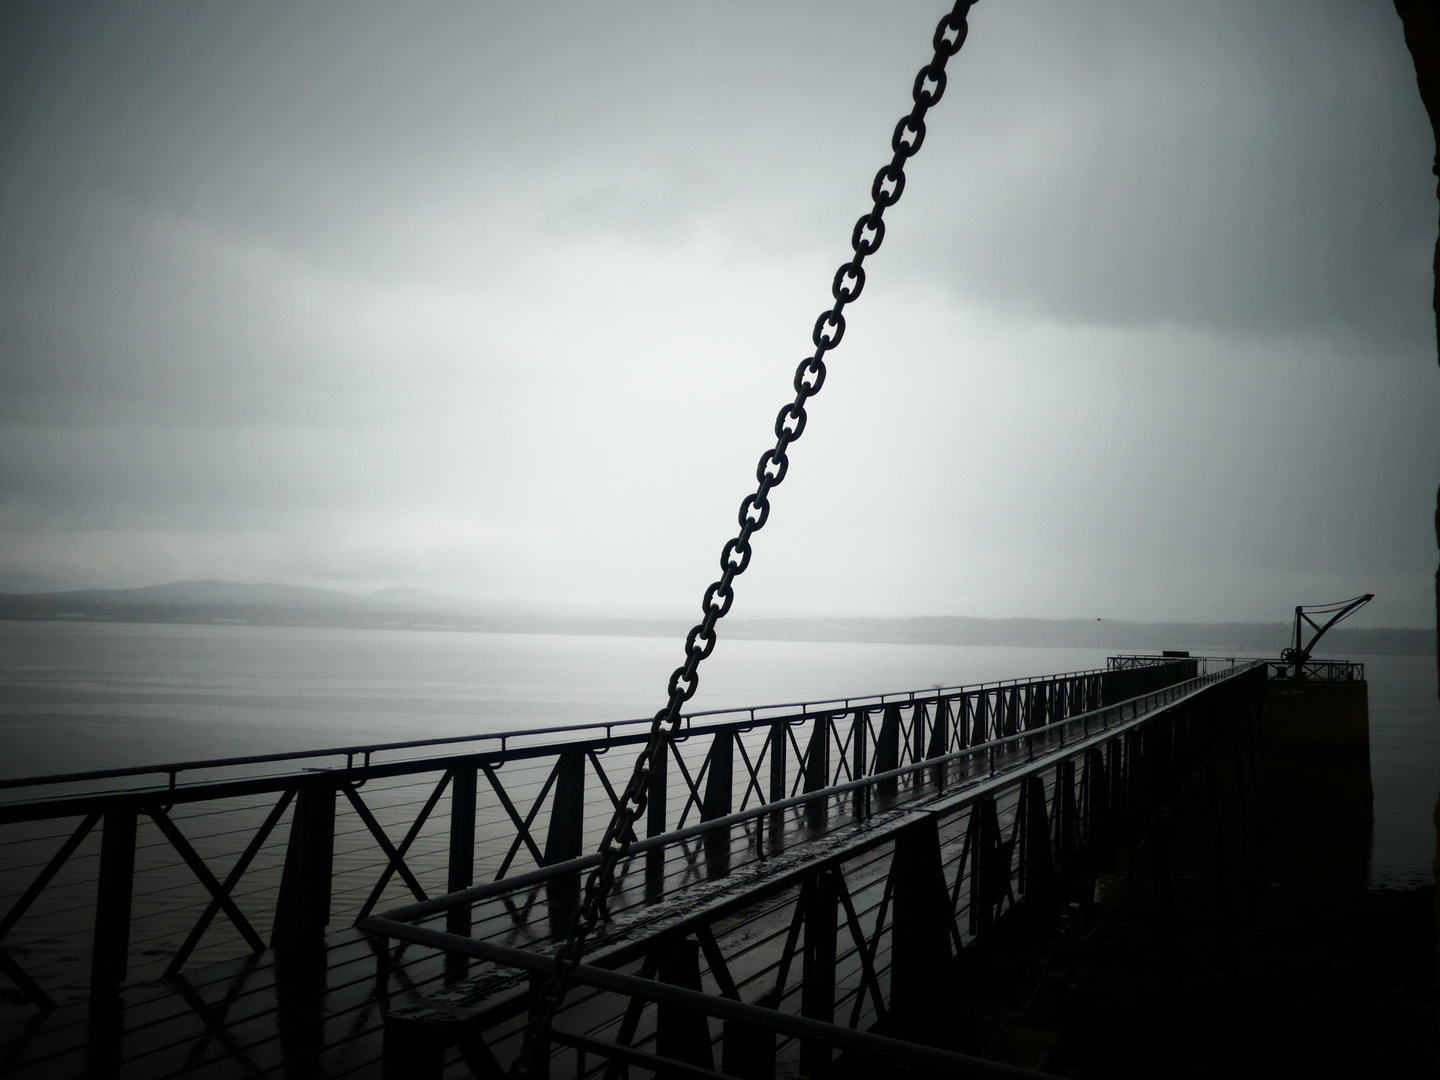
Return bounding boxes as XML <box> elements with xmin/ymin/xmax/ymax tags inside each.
<box><xmin>0</xmin><ymin>2</ymin><xmax>890</xmax><ymax>424</ymax></box>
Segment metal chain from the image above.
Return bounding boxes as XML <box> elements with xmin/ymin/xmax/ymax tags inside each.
<box><xmin>510</xmin><ymin>4</ymin><xmax>975</xmax><ymax>1074</ymax></box>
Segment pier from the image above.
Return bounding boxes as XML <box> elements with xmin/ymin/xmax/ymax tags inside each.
<box><xmin>0</xmin><ymin>653</ymin><xmax>1373</xmax><ymax>1078</ymax></box>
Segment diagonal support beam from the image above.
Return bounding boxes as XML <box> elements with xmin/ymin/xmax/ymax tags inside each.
<box><xmin>0</xmin><ymin>944</ymin><xmax>56</xmax><ymax>1011</ymax></box>
<box><xmin>341</xmin><ymin>784</ymin><xmax>429</xmax><ymax>904</ymax></box>
<box><xmin>149</xmin><ymin>807</ymin><xmax>266</xmax><ymax>953</ymax></box>
<box><xmin>168</xmin><ymin>790</ymin><xmax>293</xmax><ymax>975</ymax></box>
<box><xmin>356</xmin><ymin>771</ymin><xmax>453</xmax><ymax>923</ymax></box>
<box><xmin>484</xmin><ymin>762</ymin><xmax>554</xmax><ymax>878</ymax></box>
<box><xmin>586</xmin><ymin>751</ymin><xmax>637</xmax><ymax>844</ymax></box>
<box><xmin>0</xmin><ymin>811</ymin><xmax>100</xmax><ymax>944</ymax></box>
<box><xmin>834</xmin><ymin>871</ymin><xmax>886</xmax><ymax>1027</ymax></box>
<box><xmin>669</xmin><ymin>740</ymin><xmax>709</xmax><ymax>830</ymax></box>
<box><xmin>733</xmin><ymin>735</ymin><xmax>769</xmax><ymax>813</ymax></box>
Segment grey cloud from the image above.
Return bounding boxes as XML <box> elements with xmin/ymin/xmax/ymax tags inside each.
<box><xmin>0</xmin><ymin>1</ymin><xmax>1435</xmax><ymax>626</ymax></box>
<box><xmin>906</xmin><ymin>1</ymin><xmax>1435</xmax><ymax>346</ymax></box>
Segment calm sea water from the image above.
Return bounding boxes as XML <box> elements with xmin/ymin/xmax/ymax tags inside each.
<box><xmin>0</xmin><ymin>620</ymin><xmax>1434</xmax><ymax>886</ymax></box>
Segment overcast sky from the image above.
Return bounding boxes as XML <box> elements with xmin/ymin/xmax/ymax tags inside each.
<box><xmin>1</xmin><ymin>1</ymin><xmax>1437</xmax><ymax>627</ymax></box>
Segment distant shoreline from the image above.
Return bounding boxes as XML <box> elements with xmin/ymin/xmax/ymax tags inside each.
<box><xmin>0</xmin><ymin>591</ymin><xmax>1430</xmax><ymax>656</ymax></box>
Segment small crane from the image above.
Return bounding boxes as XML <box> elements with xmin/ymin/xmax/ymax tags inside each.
<box><xmin>1278</xmin><ymin>594</ymin><xmax>1373</xmax><ymax>679</ymax></box>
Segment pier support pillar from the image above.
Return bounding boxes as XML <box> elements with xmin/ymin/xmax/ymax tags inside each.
<box><xmin>1020</xmin><ymin>775</ymin><xmax>1057</xmax><ymax>929</ymax></box>
<box><xmin>272</xmin><ymin>778</ymin><xmax>335</xmax><ymax>955</ymax></box>
<box><xmin>90</xmin><ymin>806</ymin><xmax>136</xmax><ymax>1003</ymax></box>
<box><xmin>799</xmin><ymin>870</ymin><xmax>838</xmax><ymax>1078</ymax></box>
<box><xmin>968</xmin><ymin>796</ymin><xmax>1001</xmax><ymax>943</ymax></box>
<box><xmin>890</xmin><ymin>818</ymin><xmax>953</xmax><ymax>1015</ymax></box>
<box><xmin>1262</xmin><ymin>678</ymin><xmax>1371</xmax><ymax>888</ymax></box>
<box><xmin>545</xmin><ymin>752</ymin><xmax>585</xmax><ymax>934</ymax></box>
<box><xmin>656</xmin><ymin>936</ymin><xmax>716</xmax><ymax>1074</ymax></box>
<box><xmin>803</xmin><ymin>716</ymin><xmax>830</xmax><ymax>830</ymax></box>
<box><xmin>448</xmin><ymin>763</ymin><xmax>477</xmax><ymax>939</ymax></box>
<box><xmin>875</xmin><ymin>704</ymin><xmax>901</xmax><ymax>799</ymax></box>
<box><xmin>703</xmin><ymin>731</ymin><xmax>734</xmax><ymax>879</ymax></box>
<box><xmin>851</xmin><ymin>708</ymin><xmax>869</xmax><ymax>819</ymax></box>
<box><xmin>88</xmin><ymin>806</ymin><xmax>136</xmax><ymax>1076</ymax></box>
<box><xmin>647</xmin><ymin>740</ymin><xmax>669</xmax><ymax>900</ymax></box>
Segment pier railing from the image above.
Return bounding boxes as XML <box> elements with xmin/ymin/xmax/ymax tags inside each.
<box><xmin>361</xmin><ymin>660</ymin><xmax>1267</xmax><ymax>1079</ymax></box>
<box><xmin>0</xmin><ymin>657</ymin><xmax>1207</xmax><ymax>1017</ymax></box>
<box><xmin>1108</xmin><ymin>654</ymin><xmax>1364</xmax><ymax>683</ymax></box>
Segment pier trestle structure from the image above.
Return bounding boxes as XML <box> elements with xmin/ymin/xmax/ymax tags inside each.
<box><xmin>0</xmin><ymin>656</ymin><xmax>1292</xmax><ymax>1078</ymax></box>
<box><xmin>361</xmin><ymin>659</ymin><xmax>1267</xmax><ymax>1080</ymax></box>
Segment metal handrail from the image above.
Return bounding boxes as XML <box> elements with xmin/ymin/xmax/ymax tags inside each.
<box><xmin>1109</xmin><ymin>654</ymin><xmax>1365</xmax><ymax>682</ymax></box>
<box><xmin>361</xmin><ymin>660</ymin><xmax>1265</xmax><ymax>1080</ymax></box>
<box><xmin>0</xmin><ymin>662</ymin><xmax>1169</xmax><ymax>797</ymax></box>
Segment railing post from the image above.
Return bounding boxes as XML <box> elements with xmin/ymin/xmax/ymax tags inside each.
<box><xmin>799</xmin><ymin>869</ymin><xmax>838</xmax><ymax>1078</ymax></box>
<box><xmin>703</xmin><ymin>731</ymin><xmax>734</xmax><ymax>879</ymax></box>
<box><xmin>544</xmin><ymin>752</ymin><xmax>585</xmax><ymax>863</ymax></box>
<box><xmin>1055</xmin><ymin>758</ymin><xmax>1078</xmax><ymax>884</ymax></box>
<box><xmin>911</xmin><ymin>701</ymin><xmax>927</xmax><ymax>768</ymax></box>
<box><xmin>447</xmin><ymin>764</ymin><xmax>477</xmax><ymax>937</ymax></box>
<box><xmin>656</xmin><ymin>936</ymin><xmax>716</xmax><ymax>1073</ymax></box>
<box><xmin>768</xmin><ymin>720</ymin><xmax>787</xmax><ymax>804</ymax></box>
<box><xmin>647</xmin><ymin>739</ymin><xmax>669</xmax><ymax>899</ymax></box>
<box><xmin>648</xmin><ymin>740</ymin><xmax>669</xmax><ymax>838</ymax></box>
<box><xmin>1084</xmin><ymin>746</ymin><xmax>1112</xmax><ymax>870</ymax></box>
<box><xmin>90</xmin><ymin>806</ymin><xmax>136</xmax><ymax>1004</ymax></box>
<box><xmin>927</xmin><ymin>698</ymin><xmax>949</xmax><ymax>788</ymax></box>
<box><xmin>768</xmin><ymin>720</ymin><xmax>787</xmax><ymax>852</ymax></box>
<box><xmin>545</xmin><ymin>751</ymin><xmax>585</xmax><ymax>933</ymax></box>
<box><xmin>803</xmin><ymin>715</ymin><xmax>830</xmax><ymax>829</ymax></box>
<box><xmin>272</xmin><ymin>777</ymin><xmax>336</xmax><ymax>954</ymax></box>
<box><xmin>875</xmin><ymin>704</ymin><xmax>900</xmax><ymax>799</ymax></box>
<box><xmin>803</xmin><ymin>715</ymin><xmax>830</xmax><ymax>791</ymax></box>
<box><xmin>702</xmin><ymin>731</ymin><xmax>733</xmax><ymax>821</ymax></box>
<box><xmin>851</xmin><ymin>708</ymin><xmax>868</xmax><ymax>819</ymax></box>
<box><xmin>889</xmin><ymin>817</ymin><xmax>952</xmax><ymax>1015</ymax></box>
<box><xmin>1020</xmin><ymin>776</ymin><xmax>1057</xmax><ymax>928</ymax></box>
<box><xmin>969</xmin><ymin>796</ymin><xmax>1000</xmax><ymax>943</ymax></box>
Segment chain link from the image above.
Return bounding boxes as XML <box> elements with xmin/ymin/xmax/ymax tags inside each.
<box><xmin>510</xmin><ymin>4</ymin><xmax>975</xmax><ymax>1073</ymax></box>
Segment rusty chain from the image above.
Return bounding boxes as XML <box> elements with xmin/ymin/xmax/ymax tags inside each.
<box><xmin>511</xmin><ymin>4</ymin><xmax>976</xmax><ymax>1073</ymax></box>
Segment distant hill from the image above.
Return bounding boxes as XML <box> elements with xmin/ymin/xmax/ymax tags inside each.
<box><xmin>45</xmin><ymin>579</ymin><xmax>436</xmax><ymax>608</ymax></box>
<box><xmin>719</xmin><ymin>615</ymin><xmax>1433</xmax><ymax>656</ymax></box>
<box><xmin>0</xmin><ymin>581</ymin><xmax>1430</xmax><ymax>655</ymax></box>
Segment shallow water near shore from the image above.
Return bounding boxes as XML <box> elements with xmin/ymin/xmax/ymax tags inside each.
<box><xmin>0</xmin><ymin>619</ymin><xmax>1434</xmax><ymax>886</ymax></box>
